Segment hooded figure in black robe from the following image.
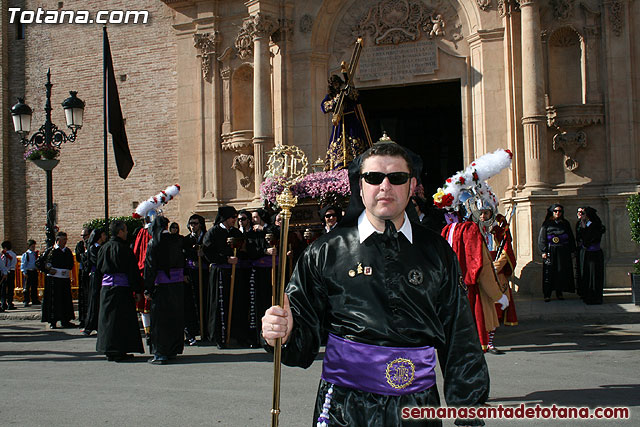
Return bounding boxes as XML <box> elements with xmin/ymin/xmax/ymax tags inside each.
<box><xmin>183</xmin><ymin>214</ymin><xmax>208</xmax><ymax>343</ymax></box>
<box><xmin>144</xmin><ymin>216</ymin><xmax>185</xmax><ymax>363</ymax></box>
<box><xmin>41</xmin><ymin>232</ymin><xmax>75</xmax><ymax>328</ymax></box>
<box><xmin>83</xmin><ymin>228</ymin><xmax>106</xmax><ymax>335</ymax></box>
<box><xmin>96</xmin><ymin>221</ymin><xmax>144</xmax><ymax>361</ymax></box>
<box><xmin>576</xmin><ymin>206</ymin><xmax>606</xmax><ymax>304</ymax></box>
<box><xmin>202</xmin><ymin>206</ymin><xmax>246</xmax><ymax>347</ymax></box>
<box><xmin>538</xmin><ymin>204</ymin><xmax>576</xmax><ymax>301</ymax></box>
<box><xmin>262</xmin><ymin>139</ymin><xmax>489</xmax><ymax>426</ymax></box>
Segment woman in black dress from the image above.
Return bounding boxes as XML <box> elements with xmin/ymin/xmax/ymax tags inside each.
<box><xmin>538</xmin><ymin>204</ymin><xmax>576</xmax><ymax>302</ymax></box>
<box><xmin>576</xmin><ymin>206</ymin><xmax>606</xmax><ymax>304</ymax></box>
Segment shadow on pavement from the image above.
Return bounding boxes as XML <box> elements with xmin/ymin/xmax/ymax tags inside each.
<box><xmin>497</xmin><ymin>320</ymin><xmax>640</xmax><ymax>353</ymax></box>
<box><xmin>489</xmin><ymin>384</ymin><xmax>640</xmax><ymax>408</ymax></box>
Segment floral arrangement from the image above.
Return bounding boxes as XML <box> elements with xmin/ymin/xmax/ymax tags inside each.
<box><xmin>261</xmin><ymin>169</ymin><xmax>350</xmax><ymax>207</ymax></box>
<box><xmin>24</xmin><ymin>146</ymin><xmax>60</xmax><ymax>161</ymax></box>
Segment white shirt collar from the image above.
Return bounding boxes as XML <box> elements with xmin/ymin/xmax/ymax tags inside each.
<box><xmin>357</xmin><ymin>210</ymin><xmax>413</xmax><ymax>244</ymax></box>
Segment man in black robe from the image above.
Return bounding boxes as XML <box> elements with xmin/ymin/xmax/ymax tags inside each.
<box><xmin>41</xmin><ymin>232</ymin><xmax>75</xmax><ymax>329</ymax></box>
<box><xmin>263</xmin><ymin>140</ymin><xmax>489</xmax><ymax>426</ymax></box>
<box><xmin>75</xmin><ymin>227</ymin><xmax>91</xmax><ymax>329</ymax></box>
<box><xmin>144</xmin><ymin>216</ymin><xmax>185</xmax><ymax>364</ymax></box>
<box><xmin>96</xmin><ymin>220</ymin><xmax>144</xmax><ymax>361</ymax></box>
<box><xmin>183</xmin><ymin>214</ymin><xmax>208</xmax><ymax>344</ymax></box>
<box><xmin>202</xmin><ymin>206</ymin><xmax>245</xmax><ymax>348</ymax></box>
<box><xmin>82</xmin><ymin>228</ymin><xmax>107</xmax><ymax>336</ymax></box>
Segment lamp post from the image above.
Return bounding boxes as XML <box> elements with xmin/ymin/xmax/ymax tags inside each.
<box><xmin>10</xmin><ymin>69</ymin><xmax>85</xmax><ymax>248</ymax></box>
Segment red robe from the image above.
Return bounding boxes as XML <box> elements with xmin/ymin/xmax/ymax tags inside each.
<box><xmin>490</xmin><ymin>225</ymin><xmax>518</xmax><ymax>326</ymax></box>
<box><xmin>442</xmin><ymin>221</ymin><xmax>504</xmax><ymax>350</ymax></box>
<box><xmin>133</xmin><ymin>228</ymin><xmax>152</xmax><ymax>313</ymax></box>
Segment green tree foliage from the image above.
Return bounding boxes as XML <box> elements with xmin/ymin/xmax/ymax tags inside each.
<box><xmin>82</xmin><ymin>216</ymin><xmax>144</xmax><ymax>244</ymax></box>
<box><xmin>626</xmin><ymin>194</ymin><xmax>640</xmax><ymax>244</ymax></box>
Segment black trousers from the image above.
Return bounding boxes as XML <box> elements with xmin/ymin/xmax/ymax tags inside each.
<box><xmin>23</xmin><ymin>270</ymin><xmax>39</xmax><ymax>303</ymax></box>
<box><xmin>1</xmin><ymin>271</ymin><xmax>16</xmax><ymax>307</ymax></box>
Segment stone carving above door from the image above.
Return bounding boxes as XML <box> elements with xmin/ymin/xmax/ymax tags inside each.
<box><xmin>351</xmin><ymin>0</ymin><xmax>452</xmax><ymax>45</ymax></box>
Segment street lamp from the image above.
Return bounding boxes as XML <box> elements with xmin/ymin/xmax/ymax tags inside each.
<box><xmin>10</xmin><ymin>69</ymin><xmax>85</xmax><ymax>248</ymax></box>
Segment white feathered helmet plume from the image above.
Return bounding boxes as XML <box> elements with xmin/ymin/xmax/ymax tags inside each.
<box><xmin>433</xmin><ymin>149</ymin><xmax>512</xmax><ymax>213</ymax></box>
<box><xmin>132</xmin><ymin>184</ymin><xmax>181</xmax><ymax>219</ymax></box>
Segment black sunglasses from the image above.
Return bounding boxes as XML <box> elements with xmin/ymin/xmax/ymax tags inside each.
<box><xmin>325</xmin><ymin>213</ymin><xmax>336</xmax><ymax>219</ymax></box>
<box><xmin>553</xmin><ymin>209</ymin><xmax>563</xmax><ymax>213</ymax></box>
<box><xmin>360</xmin><ymin>171</ymin><xmax>410</xmax><ymax>185</ymax></box>
<box><xmin>238</xmin><ymin>217</ymin><xmax>248</xmax><ymax>221</ymax></box>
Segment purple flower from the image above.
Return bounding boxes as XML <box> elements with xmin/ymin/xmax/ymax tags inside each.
<box><xmin>260</xmin><ymin>169</ymin><xmax>350</xmax><ymax>206</ymax></box>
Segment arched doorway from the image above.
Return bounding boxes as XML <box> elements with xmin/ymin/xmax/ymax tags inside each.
<box><xmin>358</xmin><ymin>80</ymin><xmax>464</xmax><ymax>196</ymax></box>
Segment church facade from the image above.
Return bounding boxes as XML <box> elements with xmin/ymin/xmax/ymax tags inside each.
<box><xmin>0</xmin><ymin>0</ymin><xmax>638</xmax><ymax>293</ymax></box>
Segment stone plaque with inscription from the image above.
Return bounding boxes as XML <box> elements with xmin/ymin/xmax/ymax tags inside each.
<box><xmin>357</xmin><ymin>39</ymin><xmax>438</xmax><ymax>82</ymax></box>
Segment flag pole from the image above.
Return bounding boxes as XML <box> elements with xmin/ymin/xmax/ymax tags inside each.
<box><xmin>103</xmin><ymin>26</ymin><xmax>109</xmax><ymax>230</ymax></box>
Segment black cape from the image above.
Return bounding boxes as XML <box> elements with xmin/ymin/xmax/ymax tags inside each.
<box><xmin>41</xmin><ymin>246</ymin><xmax>75</xmax><ymax>324</ymax></box>
<box><xmin>538</xmin><ymin>219</ymin><xmax>576</xmax><ymax>294</ymax></box>
<box><xmin>96</xmin><ymin>236</ymin><xmax>143</xmax><ymax>355</ymax></box>
<box><xmin>144</xmin><ymin>232</ymin><xmax>185</xmax><ymax>357</ymax></box>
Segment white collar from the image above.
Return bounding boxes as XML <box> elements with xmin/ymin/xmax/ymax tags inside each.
<box><xmin>357</xmin><ymin>211</ymin><xmax>413</xmax><ymax>244</ymax></box>
<box><xmin>54</xmin><ymin>244</ymin><xmax>68</xmax><ymax>252</ymax></box>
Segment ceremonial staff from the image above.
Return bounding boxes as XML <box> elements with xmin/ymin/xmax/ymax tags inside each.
<box><xmin>197</xmin><ymin>244</ymin><xmax>204</xmax><ymax>340</ymax></box>
<box><xmin>225</xmin><ymin>236</ymin><xmax>242</xmax><ymax>345</ymax></box>
<box><xmin>494</xmin><ymin>207</ymin><xmax>515</xmax><ymax>263</ymax></box>
<box><xmin>266</xmin><ymin>145</ymin><xmax>308</xmax><ymax>427</ymax></box>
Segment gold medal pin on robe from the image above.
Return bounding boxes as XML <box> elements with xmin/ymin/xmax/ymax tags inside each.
<box><xmin>349</xmin><ymin>262</ymin><xmax>373</xmax><ymax>277</ymax></box>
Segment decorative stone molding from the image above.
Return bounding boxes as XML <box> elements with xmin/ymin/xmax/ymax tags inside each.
<box><xmin>235</xmin><ymin>13</ymin><xmax>279</xmax><ymax>59</ymax></box>
<box><xmin>547</xmin><ymin>104</ymin><xmax>603</xmax><ymax>171</ymax></box>
<box><xmin>498</xmin><ymin>0</ymin><xmax>520</xmax><ymax>17</ymax></box>
<box><xmin>608</xmin><ymin>1</ymin><xmax>623</xmax><ymax>37</ymax></box>
<box><xmin>352</xmin><ymin>0</ymin><xmax>447</xmax><ymax>45</ymax></box>
<box><xmin>194</xmin><ymin>32</ymin><xmax>220</xmax><ymax>82</ymax></box>
<box><xmin>299</xmin><ymin>14</ymin><xmax>313</xmax><ymax>33</ymax></box>
<box><xmin>546</xmin><ymin>104</ymin><xmax>604</xmax><ymax>130</ymax></box>
<box><xmin>477</xmin><ymin>0</ymin><xmax>491</xmax><ymax>12</ymax></box>
<box><xmin>272</xmin><ymin>18</ymin><xmax>294</xmax><ymax>43</ymax></box>
<box><xmin>220</xmin><ymin>66</ymin><xmax>232</xmax><ymax>80</ymax></box>
<box><xmin>550</xmin><ymin>0</ymin><xmax>575</xmax><ymax>20</ymax></box>
<box><xmin>552</xmin><ymin>131</ymin><xmax>586</xmax><ymax>171</ymax></box>
<box><xmin>548</xmin><ymin>26</ymin><xmax>582</xmax><ymax>46</ymax></box>
<box><xmin>235</xmin><ymin>17</ymin><xmax>254</xmax><ymax>60</ymax></box>
<box><xmin>231</xmin><ymin>154</ymin><xmax>255</xmax><ymax>190</ymax></box>
<box><xmin>222</xmin><ymin>130</ymin><xmax>254</xmax><ymax>190</ymax></box>
<box><xmin>251</xmin><ymin>13</ymin><xmax>279</xmax><ymax>40</ymax></box>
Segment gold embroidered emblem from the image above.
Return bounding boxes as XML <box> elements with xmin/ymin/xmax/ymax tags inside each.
<box><xmin>552</xmin><ymin>236</ymin><xmax>560</xmax><ymax>244</ymax></box>
<box><xmin>348</xmin><ymin>270</ymin><xmax>356</xmax><ymax>278</ymax></box>
<box><xmin>356</xmin><ymin>263</ymin><xmax>363</xmax><ymax>275</ymax></box>
<box><xmin>364</xmin><ymin>266</ymin><xmax>372</xmax><ymax>276</ymax></box>
<box><xmin>385</xmin><ymin>358</ymin><xmax>415</xmax><ymax>389</ymax></box>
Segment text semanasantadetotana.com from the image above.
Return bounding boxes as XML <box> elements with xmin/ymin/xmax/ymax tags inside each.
<box><xmin>402</xmin><ymin>404</ymin><xmax>630</xmax><ymax>420</ymax></box>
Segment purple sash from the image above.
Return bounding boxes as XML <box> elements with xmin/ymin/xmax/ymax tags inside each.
<box><xmin>211</xmin><ymin>263</ymin><xmax>232</xmax><ymax>269</ymax></box>
<box><xmin>321</xmin><ymin>334</ymin><xmax>436</xmax><ymax>396</ymax></box>
<box><xmin>252</xmin><ymin>256</ymin><xmax>275</xmax><ymax>268</ymax></box>
<box><xmin>547</xmin><ymin>233</ymin><xmax>569</xmax><ymax>245</ymax></box>
<box><xmin>102</xmin><ymin>273</ymin><xmax>129</xmax><ymax>287</ymax></box>
<box><xmin>155</xmin><ymin>268</ymin><xmax>184</xmax><ymax>284</ymax></box>
<box><xmin>585</xmin><ymin>243</ymin><xmax>601</xmax><ymax>251</ymax></box>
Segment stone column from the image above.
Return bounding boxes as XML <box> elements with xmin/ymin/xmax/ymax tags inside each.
<box><xmin>250</xmin><ymin>12</ymin><xmax>278</xmax><ymax>199</ymax></box>
<box><xmin>520</xmin><ymin>0</ymin><xmax>547</xmax><ymax>191</ymax></box>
